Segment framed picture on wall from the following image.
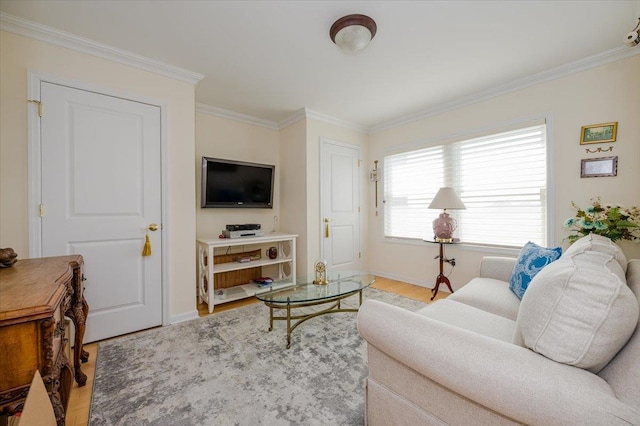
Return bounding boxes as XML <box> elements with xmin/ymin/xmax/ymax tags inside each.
<box><xmin>580</xmin><ymin>122</ymin><xmax>618</xmax><ymax>144</ymax></box>
<box><xmin>581</xmin><ymin>156</ymin><xmax>618</xmax><ymax>178</ymax></box>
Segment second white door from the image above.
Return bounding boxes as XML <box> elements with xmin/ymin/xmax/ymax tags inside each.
<box><xmin>320</xmin><ymin>140</ymin><xmax>361</xmax><ymax>271</ymax></box>
<box><xmin>39</xmin><ymin>81</ymin><xmax>163</xmax><ymax>343</ymax></box>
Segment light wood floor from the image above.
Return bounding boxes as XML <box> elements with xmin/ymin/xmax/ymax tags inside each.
<box><xmin>65</xmin><ymin>277</ymin><xmax>446</xmax><ymax>425</ymax></box>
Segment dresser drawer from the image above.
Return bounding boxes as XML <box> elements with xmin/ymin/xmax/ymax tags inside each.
<box><xmin>0</xmin><ymin>299</ymin><xmax>65</xmax><ymax>391</ymax></box>
<box><xmin>0</xmin><ymin>321</ymin><xmax>40</xmax><ymax>390</ymax></box>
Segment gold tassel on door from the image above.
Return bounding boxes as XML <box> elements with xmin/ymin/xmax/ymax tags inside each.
<box><xmin>142</xmin><ymin>234</ymin><xmax>152</xmax><ymax>256</ymax></box>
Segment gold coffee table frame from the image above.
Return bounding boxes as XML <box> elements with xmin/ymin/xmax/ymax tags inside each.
<box><xmin>256</xmin><ymin>273</ymin><xmax>375</xmax><ymax>349</ymax></box>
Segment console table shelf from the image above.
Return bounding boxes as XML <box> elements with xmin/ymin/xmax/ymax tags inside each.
<box><xmin>197</xmin><ymin>232</ymin><xmax>297</xmax><ymax>313</ymax></box>
<box><xmin>213</xmin><ymin>257</ymin><xmax>293</xmax><ymax>274</ymax></box>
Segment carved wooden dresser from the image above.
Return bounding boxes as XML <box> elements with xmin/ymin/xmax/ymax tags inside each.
<box><xmin>0</xmin><ymin>255</ymin><xmax>89</xmax><ymax>425</ymax></box>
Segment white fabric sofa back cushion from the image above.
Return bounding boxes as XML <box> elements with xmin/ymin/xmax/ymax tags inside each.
<box><xmin>514</xmin><ymin>243</ymin><xmax>638</xmax><ymax>373</ymax></box>
<box><xmin>563</xmin><ymin>233</ymin><xmax>628</xmax><ymax>272</ymax></box>
<box><xmin>598</xmin><ymin>259</ymin><xmax>640</xmax><ymax>410</ymax></box>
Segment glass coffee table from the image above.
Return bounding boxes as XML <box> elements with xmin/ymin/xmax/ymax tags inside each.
<box><xmin>255</xmin><ymin>272</ymin><xmax>375</xmax><ymax>349</ymax></box>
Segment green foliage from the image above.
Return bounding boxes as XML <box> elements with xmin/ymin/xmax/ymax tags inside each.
<box><xmin>564</xmin><ymin>198</ymin><xmax>640</xmax><ymax>243</ymax></box>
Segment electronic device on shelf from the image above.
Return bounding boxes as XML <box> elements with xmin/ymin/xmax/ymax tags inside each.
<box><xmin>226</xmin><ymin>224</ymin><xmax>261</xmax><ymax>231</ymax></box>
<box><xmin>221</xmin><ymin>230</ymin><xmax>265</xmax><ymax>239</ymax></box>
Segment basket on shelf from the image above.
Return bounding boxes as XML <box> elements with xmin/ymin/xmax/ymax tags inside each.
<box><xmin>213</xmin><ymin>249</ymin><xmax>262</xmax><ymax>289</ymax></box>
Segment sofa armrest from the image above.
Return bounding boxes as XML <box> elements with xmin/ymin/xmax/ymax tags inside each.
<box><xmin>357</xmin><ymin>300</ymin><xmax>640</xmax><ymax>425</ymax></box>
<box><xmin>479</xmin><ymin>256</ymin><xmax>516</xmax><ymax>282</ymax></box>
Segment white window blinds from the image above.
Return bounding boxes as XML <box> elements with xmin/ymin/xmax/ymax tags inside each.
<box><xmin>383</xmin><ymin>124</ymin><xmax>548</xmax><ymax>247</ymax></box>
<box><xmin>383</xmin><ymin>146</ymin><xmax>445</xmax><ymax>240</ymax></box>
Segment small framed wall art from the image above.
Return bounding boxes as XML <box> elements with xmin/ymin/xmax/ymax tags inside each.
<box><xmin>580</xmin><ymin>122</ymin><xmax>617</xmax><ymax>145</ymax></box>
<box><xmin>581</xmin><ymin>156</ymin><xmax>618</xmax><ymax>178</ymax></box>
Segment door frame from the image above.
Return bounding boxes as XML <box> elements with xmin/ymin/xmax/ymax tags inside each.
<box><xmin>319</xmin><ymin>137</ymin><xmax>362</xmax><ymax>269</ymax></box>
<box><xmin>27</xmin><ymin>70</ymin><xmax>170</xmax><ymax>327</ymax></box>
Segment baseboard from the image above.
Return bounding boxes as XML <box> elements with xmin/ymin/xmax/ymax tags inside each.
<box><xmin>369</xmin><ymin>270</ymin><xmax>452</xmax><ymax>294</ymax></box>
<box><xmin>369</xmin><ymin>270</ymin><xmax>429</xmax><ymax>288</ymax></box>
<box><xmin>170</xmin><ymin>310</ymin><xmax>199</xmax><ymax>325</ymax></box>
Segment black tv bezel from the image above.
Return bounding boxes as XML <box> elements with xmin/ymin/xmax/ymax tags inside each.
<box><xmin>201</xmin><ymin>157</ymin><xmax>275</xmax><ymax>208</ymax></box>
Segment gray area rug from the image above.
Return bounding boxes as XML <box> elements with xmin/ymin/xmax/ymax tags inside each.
<box><xmin>89</xmin><ymin>288</ymin><xmax>426</xmax><ymax>425</ymax></box>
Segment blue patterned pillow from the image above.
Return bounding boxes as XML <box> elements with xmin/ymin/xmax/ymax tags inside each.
<box><xmin>509</xmin><ymin>242</ymin><xmax>562</xmax><ymax>299</ymax></box>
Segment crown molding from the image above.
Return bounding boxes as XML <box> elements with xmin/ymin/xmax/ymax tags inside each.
<box><xmin>304</xmin><ymin>108</ymin><xmax>369</xmax><ymax>133</ymax></box>
<box><xmin>0</xmin><ymin>12</ymin><xmax>204</xmax><ymax>85</ymax></box>
<box><xmin>278</xmin><ymin>108</ymin><xmax>308</xmax><ymax>129</ymax></box>
<box><xmin>196</xmin><ymin>103</ymin><xmax>279</xmax><ymax>130</ymax></box>
<box><xmin>278</xmin><ymin>108</ymin><xmax>368</xmax><ymax>133</ymax></box>
<box><xmin>196</xmin><ymin>104</ymin><xmax>368</xmax><ymax>134</ymax></box>
<box><xmin>370</xmin><ymin>46</ymin><xmax>640</xmax><ymax>134</ymax></box>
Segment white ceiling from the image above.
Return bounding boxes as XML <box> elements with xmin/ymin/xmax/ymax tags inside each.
<box><xmin>1</xmin><ymin>1</ymin><xmax>639</xmax><ymax>130</ymax></box>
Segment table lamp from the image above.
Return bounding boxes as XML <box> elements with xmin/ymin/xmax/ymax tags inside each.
<box><xmin>428</xmin><ymin>187</ymin><xmax>466</xmax><ymax>242</ymax></box>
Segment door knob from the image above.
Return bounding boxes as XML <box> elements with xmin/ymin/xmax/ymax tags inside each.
<box><xmin>148</xmin><ymin>223</ymin><xmax>159</xmax><ymax>232</ymax></box>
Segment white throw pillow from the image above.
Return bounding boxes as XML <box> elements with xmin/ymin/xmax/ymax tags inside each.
<box><xmin>564</xmin><ymin>234</ymin><xmax>627</xmax><ymax>272</ymax></box>
<box><xmin>514</xmin><ymin>250</ymin><xmax>638</xmax><ymax>373</ymax></box>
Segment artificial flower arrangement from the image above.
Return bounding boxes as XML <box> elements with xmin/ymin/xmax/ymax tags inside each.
<box><xmin>564</xmin><ymin>198</ymin><xmax>640</xmax><ymax>243</ymax></box>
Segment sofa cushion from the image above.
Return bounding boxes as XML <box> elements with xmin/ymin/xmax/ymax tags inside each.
<box><xmin>448</xmin><ymin>277</ymin><xmax>520</xmax><ymax>321</ymax></box>
<box><xmin>564</xmin><ymin>233</ymin><xmax>628</xmax><ymax>272</ymax></box>
<box><xmin>597</xmin><ymin>259</ymin><xmax>640</xmax><ymax>411</ymax></box>
<box><xmin>509</xmin><ymin>241</ymin><xmax>562</xmax><ymax>299</ymax></box>
<box><xmin>417</xmin><ymin>299</ymin><xmax>516</xmax><ymax>343</ymax></box>
<box><xmin>515</xmin><ymin>250</ymin><xmax>639</xmax><ymax>373</ymax></box>
<box><xmin>479</xmin><ymin>256</ymin><xmax>517</xmax><ymax>282</ymax></box>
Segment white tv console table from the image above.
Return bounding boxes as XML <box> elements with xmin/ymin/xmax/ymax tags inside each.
<box><xmin>197</xmin><ymin>232</ymin><xmax>297</xmax><ymax>313</ymax></box>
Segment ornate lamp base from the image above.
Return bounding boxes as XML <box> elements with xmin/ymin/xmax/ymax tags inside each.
<box><xmin>432</xmin><ymin>211</ymin><xmax>457</xmax><ymax>242</ymax></box>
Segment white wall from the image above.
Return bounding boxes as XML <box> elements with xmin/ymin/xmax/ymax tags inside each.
<box><xmin>368</xmin><ymin>55</ymin><xmax>640</xmax><ymax>290</ymax></box>
<box><xmin>278</xmin><ymin>119</ymin><xmax>308</xmax><ymax>273</ymax></box>
<box><xmin>195</xmin><ymin>111</ymin><xmax>280</xmax><ymax>239</ymax></box>
<box><xmin>0</xmin><ymin>31</ymin><xmax>198</xmax><ymax>320</ymax></box>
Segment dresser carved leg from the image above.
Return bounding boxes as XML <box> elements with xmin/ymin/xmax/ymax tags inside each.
<box><xmin>51</xmin><ymin>394</ymin><xmax>66</xmax><ymax>426</ymax></box>
<box><xmin>66</xmin><ymin>295</ymin><xmax>89</xmax><ymax>386</ymax></box>
<box><xmin>80</xmin><ymin>297</ymin><xmax>90</xmax><ymax>363</ymax></box>
<box><xmin>69</xmin><ymin>299</ymin><xmax>88</xmax><ymax>386</ymax></box>
<box><xmin>49</xmin><ymin>374</ymin><xmax>67</xmax><ymax>426</ymax></box>
<box><xmin>51</xmin><ymin>392</ymin><xmax>65</xmax><ymax>426</ymax></box>
<box><xmin>74</xmin><ymin>361</ymin><xmax>88</xmax><ymax>387</ymax></box>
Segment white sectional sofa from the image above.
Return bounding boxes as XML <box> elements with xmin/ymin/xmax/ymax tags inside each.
<box><xmin>358</xmin><ymin>235</ymin><xmax>640</xmax><ymax>425</ymax></box>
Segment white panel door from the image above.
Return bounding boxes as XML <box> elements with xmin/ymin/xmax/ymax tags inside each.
<box><xmin>40</xmin><ymin>82</ymin><xmax>162</xmax><ymax>343</ymax></box>
<box><xmin>321</xmin><ymin>140</ymin><xmax>361</xmax><ymax>271</ymax></box>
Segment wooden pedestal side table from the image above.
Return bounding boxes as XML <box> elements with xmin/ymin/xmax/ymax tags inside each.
<box><xmin>0</xmin><ymin>255</ymin><xmax>89</xmax><ymax>426</ymax></box>
<box><xmin>424</xmin><ymin>240</ymin><xmax>458</xmax><ymax>300</ymax></box>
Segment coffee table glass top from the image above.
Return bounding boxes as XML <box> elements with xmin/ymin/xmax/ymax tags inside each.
<box><xmin>255</xmin><ymin>271</ymin><xmax>375</xmax><ymax>305</ymax></box>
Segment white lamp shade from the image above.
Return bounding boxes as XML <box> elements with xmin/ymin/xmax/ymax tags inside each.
<box><xmin>428</xmin><ymin>187</ymin><xmax>466</xmax><ymax>210</ymax></box>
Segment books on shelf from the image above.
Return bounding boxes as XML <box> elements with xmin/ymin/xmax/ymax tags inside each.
<box><xmin>235</xmin><ymin>254</ymin><xmax>261</xmax><ymax>263</ymax></box>
<box><xmin>251</xmin><ymin>277</ymin><xmax>274</xmax><ymax>287</ymax></box>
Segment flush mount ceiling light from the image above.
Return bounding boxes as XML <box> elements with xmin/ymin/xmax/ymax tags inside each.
<box><xmin>330</xmin><ymin>14</ymin><xmax>377</xmax><ymax>55</ymax></box>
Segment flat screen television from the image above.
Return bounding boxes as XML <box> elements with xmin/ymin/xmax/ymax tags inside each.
<box><xmin>201</xmin><ymin>157</ymin><xmax>274</xmax><ymax>208</ymax></box>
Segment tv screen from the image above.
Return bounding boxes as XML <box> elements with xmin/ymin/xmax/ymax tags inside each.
<box><xmin>201</xmin><ymin>157</ymin><xmax>274</xmax><ymax>208</ymax></box>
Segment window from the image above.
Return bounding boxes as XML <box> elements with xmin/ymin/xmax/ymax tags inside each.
<box><xmin>383</xmin><ymin>124</ymin><xmax>548</xmax><ymax>248</ymax></box>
